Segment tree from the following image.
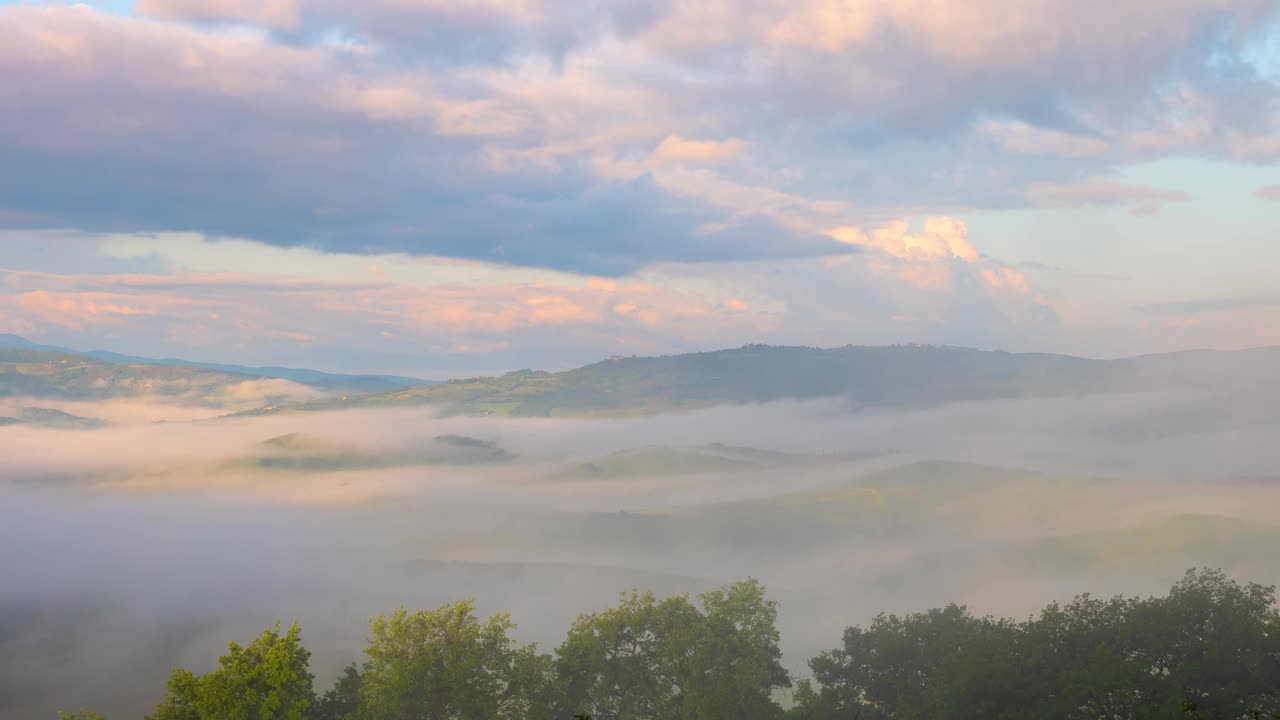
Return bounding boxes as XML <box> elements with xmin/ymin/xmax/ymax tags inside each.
<box><xmin>315</xmin><ymin>663</ymin><xmax>361</xmax><ymax>720</ymax></box>
<box><xmin>57</xmin><ymin>711</ymin><xmax>107</xmax><ymax>720</ymax></box>
<box><xmin>358</xmin><ymin>600</ymin><xmax>554</xmax><ymax>720</ymax></box>
<box><xmin>683</xmin><ymin>580</ymin><xmax>791</xmax><ymax>719</ymax></box>
<box><xmin>556</xmin><ymin>580</ymin><xmax>790</xmax><ymax>720</ymax></box>
<box><xmin>790</xmin><ymin>569</ymin><xmax>1280</xmax><ymax>720</ymax></box>
<box><xmin>557</xmin><ymin>590</ymin><xmax>702</xmax><ymax>719</ymax></box>
<box><xmin>793</xmin><ymin>604</ymin><xmax>1023</xmax><ymax>720</ymax></box>
<box><xmin>146</xmin><ymin>623</ymin><xmax>314</xmax><ymax>720</ymax></box>
<box><xmin>1018</xmin><ymin>569</ymin><xmax>1280</xmax><ymax>719</ymax></box>
<box><xmin>1124</xmin><ymin>568</ymin><xmax>1280</xmax><ymax>718</ymax></box>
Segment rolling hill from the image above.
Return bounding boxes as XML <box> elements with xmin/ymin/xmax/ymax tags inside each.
<box><xmin>233</xmin><ymin>343</ymin><xmax>1280</xmax><ymax>418</ymax></box>
<box><xmin>1024</xmin><ymin>513</ymin><xmax>1280</xmax><ymax>574</ymax></box>
<box><xmin>7</xmin><ymin>407</ymin><xmax>106</xmax><ymax>430</ymax></box>
<box><xmin>0</xmin><ymin>347</ymin><xmax>277</xmax><ymax>403</ymax></box>
<box><xmin>233</xmin><ymin>432</ymin><xmax>513</xmax><ymax>472</ymax></box>
<box><xmin>9</xmin><ymin>339</ymin><xmax>1280</xmax><ymax>418</ymax></box>
<box><xmin>0</xmin><ymin>335</ymin><xmax>434</xmax><ymax>393</ymax></box>
<box><xmin>117</xmin><ymin>433</ymin><xmax>517</xmax><ymax>489</ymax></box>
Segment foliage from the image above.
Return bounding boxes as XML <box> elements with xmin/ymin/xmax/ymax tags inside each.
<box><xmin>556</xmin><ymin>579</ymin><xmax>790</xmax><ymax>720</ymax></box>
<box><xmin>314</xmin><ymin>664</ymin><xmax>361</xmax><ymax>720</ymax></box>
<box><xmin>358</xmin><ymin>600</ymin><xmax>554</xmax><ymax>720</ymax></box>
<box><xmin>788</xmin><ymin>569</ymin><xmax>1280</xmax><ymax>720</ymax></box>
<box><xmin>122</xmin><ymin>570</ymin><xmax>1280</xmax><ymax>720</ymax></box>
<box><xmin>146</xmin><ymin>623</ymin><xmax>314</xmax><ymax>720</ymax></box>
<box><xmin>57</xmin><ymin>711</ymin><xmax>107</xmax><ymax>720</ymax></box>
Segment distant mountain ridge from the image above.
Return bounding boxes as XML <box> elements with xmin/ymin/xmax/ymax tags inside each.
<box><xmin>0</xmin><ymin>334</ymin><xmax>435</xmax><ymax>393</ymax></box>
<box><xmin>234</xmin><ymin>342</ymin><xmax>1280</xmax><ymax>418</ymax></box>
<box><xmin>9</xmin><ymin>334</ymin><xmax>1279</xmax><ymax>416</ymax></box>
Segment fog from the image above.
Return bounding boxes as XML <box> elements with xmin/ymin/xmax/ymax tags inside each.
<box><xmin>5</xmin><ymin>391</ymin><xmax>1280</xmax><ymax>717</ymax></box>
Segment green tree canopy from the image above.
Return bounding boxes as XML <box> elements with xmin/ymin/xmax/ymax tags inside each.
<box><xmin>146</xmin><ymin>622</ymin><xmax>314</xmax><ymax>720</ymax></box>
<box><xmin>557</xmin><ymin>579</ymin><xmax>790</xmax><ymax>720</ymax></box>
<box><xmin>314</xmin><ymin>663</ymin><xmax>361</xmax><ymax>720</ymax></box>
<box><xmin>357</xmin><ymin>599</ymin><xmax>554</xmax><ymax>720</ymax></box>
<box><xmin>789</xmin><ymin>569</ymin><xmax>1280</xmax><ymax>720</ymax></box>
<box><xmin>70</xmin><ymin>568</ymin><xmax>1280</xmax><ymax>720</ymax></box>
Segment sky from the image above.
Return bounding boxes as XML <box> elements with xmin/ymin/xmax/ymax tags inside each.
<box><xmin>0</xmin><ymin>0</ymin><xmax>1278</xmax><ymax>377</ymax></box>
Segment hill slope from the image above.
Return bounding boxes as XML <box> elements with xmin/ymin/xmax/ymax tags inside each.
<box><xmin>235</xmin><ymin>343</ymin><xmax>1280</xmax><ymax>418</ymax></box>
<box><xmin>0</xmin><ymin>335</ymin><xmax>433</xmax><ymax>393</ymax></box>
<box><xmin>0</xmin><ymin>348</ymin><xmax>297</xmax><ymax>404</ymax></box>
<box><xmin>556</xmin><ymin>443</ymin><xmax>854</xmax><ymax>480</ymax></box>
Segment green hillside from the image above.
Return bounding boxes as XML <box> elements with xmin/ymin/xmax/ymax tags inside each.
<box><xmin>15</xmin><ymin>407</ymin><xmax>105</xmax><ymax>430</ymax></box>
<box><xmin>0</xmin><ymin>406</ymin><xmax>105</xmax><ymax>429</ymax></box>
<box><xmin>12</xmin><ymin>342</ymin><xmax>1280</xmax><ymax>419</ymax></box>
<box><xmin>0</xmin><ymin>348</ymin><xmax>299</xmax><ymax>405</ymax></box>
<box><xmin>1026</xmin><ymin>513</ymin><xmax>1280</xmax><ymax>574</ymax></box>
<box><xmin>0</xmin><ymin>334</ymin><xmax>433</xmax><ymax>392</ymax></box>
<box><xmin>216</xmin><ymin>433</ymin><xmax>513</xmax><ymax>474</ymax></box>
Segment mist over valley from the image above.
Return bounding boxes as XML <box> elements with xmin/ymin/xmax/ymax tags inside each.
<box><xmin>5</xmin><ymin>343</ymin><xmax>1280</xmax><ymax>717</ymax></box>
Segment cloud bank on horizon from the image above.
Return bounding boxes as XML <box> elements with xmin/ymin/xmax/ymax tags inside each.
<box><xmin>0</xmin><ymin>0</ymin><xmax>1278</xmax><ymax>373</ymax></box>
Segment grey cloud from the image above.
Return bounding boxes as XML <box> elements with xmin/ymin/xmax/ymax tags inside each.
<box><xmin>0</xmin><ymin>6</ymin><xmax>856</xmax><ymax>274</ymax></box>
<box><xmin>0</xmin><ymin>269</ymin><xmax>394</xmax><ymax>295</ymax></box>
<box><xmin>137</xmin><ymin>0</ymin><xmax>671</xmax><ymax>65</ymax></box>
<box><xmin>1018</xmin><ymin>261</ymin><xmax>1128</xmax><ymax>282</ymax></box>
<box><xmin>0</xmin><ymin>2</ymin><xmax>1275</xmax><ymax>274</ymax></box>
<box><xmin>1137</xmin><ymin>294</ymin><xmax>1280</xmax><ymax>315</ymax></box>
<box><xmin>636</xmin><ymin>0</ymin><xmax>1280</xmax><ymax>142</ymax></box>
<box><xmin>1024</xmin><ymin>177</ymin><xmax>1192</xmax><ymax>208</ymax></box>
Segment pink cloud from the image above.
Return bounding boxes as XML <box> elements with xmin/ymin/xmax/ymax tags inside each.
<box><xmin>653</xmin><ymin>135</ymin><xmax>748</xmax><ymax>164</ymax></box>
<box><xmin>1227</xmin><ymin>129</ymin><xmax>1280</xmax><ymax>162</ymax></box>
<box><xmin>829</xmin><ymin>217</ymin><xmax>979</xmax><ymax>263</ymax></box>
<box><xmin>11</xmin><ymin>291</ymin><xmax>166</xmax><ymax>330</ymax></box>
<box><xmin>979</xmin><ymin>121</ymin><xmax>1111</xmax><ymax>158</ymax></box>
<box><xmin>981</xmin><ymin>267</ymin><xmax>1031</xmax><ymax>294</ymax></box>
<box><xmin>0</xmin><ymin>264</ymin><xmax>749</xmax><ymax>352</ymax></box>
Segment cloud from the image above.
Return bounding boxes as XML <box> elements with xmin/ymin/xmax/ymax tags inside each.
<box><xmin>1019</xmin><ymin>261</ymin><xmax>1127</xmax><ymax>282</ymax></box>
<box><xmin>1024</xmin><ymin>177</ymin><xmax>1191</xmax><ymax>211</ymax></box>
<box><xmin>829</xmin><ymin>218</ymin><xmax>980</xmax><ymax>264</ymax></box>
<box><xmin>136</xmin><ymin>0</ymin><xmax>303</xmax><ymax>30</ymax></box>
<box><xmin>636</xmin><ymin>0</ymin><xmax>1279</xmax><ymax>138</ymax></box>
<box><xmin>1227</xmin><ymin>127</ymin><xmax>1280</xmax><ymax>162</ymax></box>
<box><xmin>0</xmin><ymin>2</ymin><xmax>1275</xmax><ymax>275</ymax></box>
<box><xmin>1256</xmin><ymin>184</ymin><xmax>1280</xmax><ymax>200</ymax></box>
<box><xmin>0</xmin><ymin>226</ymin><xmax>1059</xmax><ymax>373</ymax></box>
<box><xmin>12</xmin><ymin>291</ymin><xmax>164</xmax><ymax>330</ymax></box>
<box><xmin>135</xmin><ymin>0</ymin><xmax>647</xmax><ymax>63</ymax></box>
<box><xmin>652</xmin><ymin>136</ymin><xmax>749</xmax><ymax>164</ymax></box>
<box><xmin>979</xmin><ymin>121</ymin><xmax>1111</xmax><ymax>158</ymax></box>
<box><xmin>1137</xmin><ymin>294</ymin><xmax>1280</xmax><ymax>315</ymax></box>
